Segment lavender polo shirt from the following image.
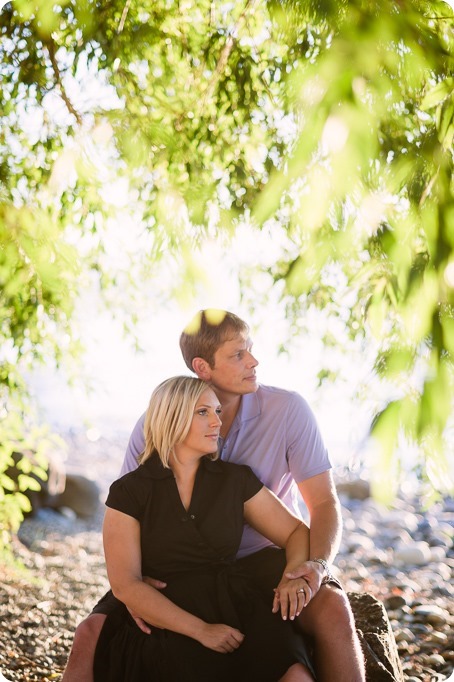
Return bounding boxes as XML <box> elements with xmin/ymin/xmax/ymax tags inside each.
<box><xmin>120</xmin><ymin>384</ymin><xmax>331</xmax><ymax>558</ymax></box>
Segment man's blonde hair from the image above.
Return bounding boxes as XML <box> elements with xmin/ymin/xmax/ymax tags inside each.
<box><xmin>140</xmin><ymin>375</ymin><xmax>218</xmax><ymax>467</ymax></box>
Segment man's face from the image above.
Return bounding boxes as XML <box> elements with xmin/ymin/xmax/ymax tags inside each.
<box><xmin>207</xmin><ymin>332</ymin><xmax>259</xmax><ymax>396</ymax></box>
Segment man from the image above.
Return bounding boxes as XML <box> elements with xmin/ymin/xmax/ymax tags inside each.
<box><xmin>63</xmin><ymin>309</ymin><xmax>365</xmax><ymax>681</ymax></box>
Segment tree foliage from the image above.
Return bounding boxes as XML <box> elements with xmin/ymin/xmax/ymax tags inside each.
<box><xmin>0</xmin><ymin>0</ymin><xmax>453</xmax><ymax>548</ymax></box>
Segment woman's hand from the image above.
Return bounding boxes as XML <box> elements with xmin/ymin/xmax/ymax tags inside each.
<box><xmin>195</xmin><ymin>623</ymin><xmax>245</xmax><ymax>653</ymax></box>
<box><xmin>272</xmin><ymin>575</ymin><xmax>314</xmax><ymax>621</ymax></box>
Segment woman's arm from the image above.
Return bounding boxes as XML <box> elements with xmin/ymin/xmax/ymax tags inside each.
<box><xmin>243</xmin><ymin>487</ymin><xmax>312</xmax><ymax>620</ymax></box>
<box><xmin>103</xmin><ymin>507</ymin><xmax>244</xmax><ymax>653</ymax></box>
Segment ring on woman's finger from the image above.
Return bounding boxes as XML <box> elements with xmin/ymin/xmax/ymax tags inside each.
<box><xmin>297</xmin><ymin>588</ymin><xmax>305</xmax><ymax>595</ymax></box>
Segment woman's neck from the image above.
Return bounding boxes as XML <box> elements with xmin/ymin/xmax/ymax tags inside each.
<box><xmin>170</xmin><ymin>456</ymin><xmax>200</xmax><ymax>511</ymax></box>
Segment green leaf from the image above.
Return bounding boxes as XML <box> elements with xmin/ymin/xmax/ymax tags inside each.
<box><xmin>421</xmin><ymin>78</ymin><xmax>454</xmax><ymax>111</ymax></box>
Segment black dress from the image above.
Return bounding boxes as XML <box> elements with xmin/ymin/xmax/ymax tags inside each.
<box><xmin>93</xmin><ymin>455</ymin><xmax>310</xmax><ymax>681</ymax></box>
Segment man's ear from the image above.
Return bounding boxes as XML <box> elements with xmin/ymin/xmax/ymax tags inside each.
<box><xmin>192</xmin><ymin>357</ymin><xmax>211</xmax><ymax>380</ymax></box>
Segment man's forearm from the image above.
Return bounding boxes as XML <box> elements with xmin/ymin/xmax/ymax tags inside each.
<box><xmin>308</xmin><ymin>499</ymin><xmax>343</xmax><ymax>563</ymax></box>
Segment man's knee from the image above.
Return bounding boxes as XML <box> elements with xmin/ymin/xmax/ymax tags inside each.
<box><xmin>299</xmin><ymin>586</ymin><xmax>355</xmax><ymax>634</ymax></box>
<box><xmin>317</xmin><ymin>586</ymin><xmax>355</xmax><ymax>623</ymax></box>
<box><xmin>62</xmin><ymin>615</ymin><xmax>107</xmax><ymax>681</ymax></box>
<box><xmin>71</xmin><ymin>614</ymin><xmax>106</xmax><ymax>653</ymax></box>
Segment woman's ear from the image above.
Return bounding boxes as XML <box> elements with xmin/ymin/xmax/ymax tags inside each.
<box><xmin>192</xmin><ymin>357</ymin><xmax>211</xmax><ymax>380</ymax></box>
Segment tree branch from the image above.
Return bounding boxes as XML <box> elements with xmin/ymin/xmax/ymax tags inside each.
<box><xmin>118</xmin><ymin>0</ymin><xmax>132</xmax><ymax>34</ymax></box>
<box><xmin>200</xmin><ymin>0</ymin><xmax>258</xmax><ymax>109</ymax></box>
<box><xmin>45</xmin><ymin>38</ymin><xmax>83</xmax><ymax>126</ymax></box>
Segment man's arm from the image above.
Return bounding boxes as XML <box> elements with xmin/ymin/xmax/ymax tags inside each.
<box><xmin>299</xmin><ymin>470</ymin><xmax>342</xmax><ymax>564</ymax></box>
<box><xmin>284</xmin><ymin>471</ymin><xmax>343</xmax><ymax>593</ymax></box>
<box><xmin>244</xmin><ymin>486</ymin><xmax>313</xmax><ymax>619</ymax></box>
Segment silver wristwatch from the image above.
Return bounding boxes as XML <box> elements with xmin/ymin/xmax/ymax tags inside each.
<box><xmin>311</xmin><ymin>558</ymin><xmax>334</xmax><ymax>584</ymax></box>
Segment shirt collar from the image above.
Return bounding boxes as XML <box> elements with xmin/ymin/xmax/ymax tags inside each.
<box><xmin>229</xmin><ymin>387</ymin><xmax>261</xmax><ymax>433</ymax></box>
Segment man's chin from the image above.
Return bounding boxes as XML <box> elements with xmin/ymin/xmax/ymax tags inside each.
<box><xmin>242</xmin><ymin>380</ymin><xmax>259</xmax><ymax>393</ymax></box>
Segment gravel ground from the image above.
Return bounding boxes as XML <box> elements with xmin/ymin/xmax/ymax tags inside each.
<box><xmin>0</xmin><ymin>430</ymin><xmax>453</xmax><ymax>682</ymax></box>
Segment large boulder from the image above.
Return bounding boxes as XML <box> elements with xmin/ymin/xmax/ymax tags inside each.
<box><xmin>50</xmin><ymin>472</ymin><xmax>100</xmax><ymax>518</ymax></box>
<box><xmin>8</xmin><ymin>450</ymin><xmax>100</xmax><ymax>518</ymax></box>
<box><xmin>349</xmin><ymin>592</ymin><xmax>404</xmax><ymax>682</ymax></box>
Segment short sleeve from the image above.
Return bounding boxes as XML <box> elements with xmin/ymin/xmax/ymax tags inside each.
<box><xmin>119</xmin><ymin>413</ymin><xmax>146</xmax><ymax>477</ymax></box>
<box><xmin>286</xmin><ymin>392</ymin><xmax>331</xmax><ymax>482</ymax></box>
<box><xmin>240</xmin><ymin>464</ymin><xmax>263</xmax><ymax>501</ymax></box>
<box><xmin>105</xmin><ymin>474</ymin><xmax>142</xmax><ymax>520</ymax></box>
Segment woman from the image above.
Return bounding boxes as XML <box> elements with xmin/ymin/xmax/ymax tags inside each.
<box><xmin>94</xmin><ymin>376</ymin><xmax>315</xmax><ymax>681</ymax></box>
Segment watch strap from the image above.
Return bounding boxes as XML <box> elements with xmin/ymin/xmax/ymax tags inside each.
<box><xmin>311</xmin><ymin>558</ymin><xmax>333</xmax><ymax>584</ymax></box>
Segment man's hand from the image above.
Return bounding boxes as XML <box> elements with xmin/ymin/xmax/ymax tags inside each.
<box><xmin>285</xmin><ymin>559</ymin><xmax>326</xmax><ymax>594</ymax></box>
<box><xmin>195</xmin><ymin>623</ymin><xmax>245</xmax><ymax>653</ymax></box>
<box><xmin>127</xmin><ymin>577</ymin><xmax>167</xmax><ymax>634</ymax></box>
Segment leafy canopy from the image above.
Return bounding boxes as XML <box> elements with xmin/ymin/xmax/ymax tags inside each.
<box><xmin>0</xmin><ymin>0</ymin><xmax>453</xmax><ymax>549</ymax></box>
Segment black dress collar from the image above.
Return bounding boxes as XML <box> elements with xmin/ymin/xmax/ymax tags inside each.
<box><xmin>139</xmin><ymin>452</ymin><xmax>224</xmax><ymax>479</ymax></box>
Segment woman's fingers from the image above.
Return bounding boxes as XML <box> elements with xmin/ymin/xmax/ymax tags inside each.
<box><xmin>276</xmin><ymin>578</ymin><xmax>313</xmax><ymax>619</ymax></box>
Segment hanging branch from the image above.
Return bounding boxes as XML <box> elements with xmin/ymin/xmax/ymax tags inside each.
<box><xmin>118</xmin><ymin>0</ymin><xmax>132</xmax><ymax>34</ymax></box>
<box><xmin>45</xmin><ymin>38</ymin><xmax>83</xmax><ymax>126</ymax></box>
<box><xmin>200</xmin><ymin>0</ymin><xmax>258</xmax><ymax>109</ymax></box>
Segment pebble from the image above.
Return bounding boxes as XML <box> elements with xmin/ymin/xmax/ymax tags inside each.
<box><xmin>393</xmin><ymin>541</ymin><xmax>433</xmax><ymax>565</ymax></box>
<box><xmin>413</xmin><ymin>604</ymin><xmax>450</xmax><ymax>625</ymax></box>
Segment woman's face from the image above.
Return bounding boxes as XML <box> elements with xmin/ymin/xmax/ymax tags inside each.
<box><xmin>180</xmin><ymin>388</ymin><xmax>222</xmax><ymax>458</ymax></box>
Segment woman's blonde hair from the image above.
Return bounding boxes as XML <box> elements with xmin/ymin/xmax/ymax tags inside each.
<box><xmin>140</xmin><ymin>375</ymin><xmax>218</xmax><ymax>467</ymax></box>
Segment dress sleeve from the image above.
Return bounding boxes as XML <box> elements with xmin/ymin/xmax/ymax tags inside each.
<box><xmin>240</xmin><ymin>464</ymin><xmax>264</xmax><ymax>501</ymax></box>
<box><xmin>105</xmin><ymin>474</ymin><xmax>142</xmax><ymax>520</ymax></box>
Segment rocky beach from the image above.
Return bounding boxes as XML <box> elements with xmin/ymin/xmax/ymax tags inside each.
<box><xmin>0</xmin><ymin>430</ymin><xmax>453</xmax><ymax>682</ymax></box>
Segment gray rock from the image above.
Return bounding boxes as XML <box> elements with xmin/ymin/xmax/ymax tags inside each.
<box><xmin>382</xmin><ymin>510</ymin><xmax>419</xmax><ymax>532</ymax></box>
<box><xmin>348</xmin><ymin>592</ymin><xmax>404</xmax><ymax>682</ymax></box>
<box><xmin>412</xmin><ymin>604</ymin><xmax>449</xmax><ymax>626</ymax></box>
<box><xmin>384</xmin><ymin>595</ymin><xmax>407</xmax><ymax>610</ymax></box>
<box><xmin>7</xmin><ymin>450</ymin><xmax>100</xmax><ymax>518</ymax></box>
<box><xmin>50</xmin><ymin>472</ymin><xmax>100</xmax><ymax>518</ymax></box>
<box><xmin>336</xmin><ymin>478</ymin><xmax>371</xmax><ymax>500</ymax></box>
<box><xmin>393</xmin><ymin>541</ymin><xmax>432</xmax><ymax>565</ymax></box>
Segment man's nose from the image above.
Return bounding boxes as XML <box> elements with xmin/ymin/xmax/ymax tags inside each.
<box><xmin>246</xmin><ymin>352</ymin><xmax>259</xmax><ymax>367</ymax></box>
